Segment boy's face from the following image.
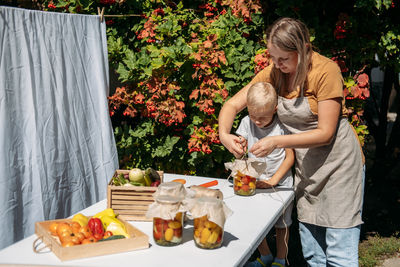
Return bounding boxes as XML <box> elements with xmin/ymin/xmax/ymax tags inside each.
<box><xmin>248</xmin><ymin>107</ymin><xmax>276</xmax><ymax>128</ymax></box>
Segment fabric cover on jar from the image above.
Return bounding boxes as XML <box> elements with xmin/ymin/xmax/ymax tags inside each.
<box><xmin>187</xmin><ymin>186</ymin><xmax>223</xmax><ymax>200</ymax></box>
<box><xmin>187</xmin><ymin>197</ymin><xmax>232</xmax><ymax>229</ymax></box>
<box><xmin>146</xmin><ymin>195</ymin><xmax>184</xmax><ymax>220</ymax></box>
<box><xmin>153</xmin><ymin>181</ymin><xmax>187</xmax><ymax>200</ymax></box>
<box><xmin>224</xmin><ymin>158</ymin><xmax>266</xmax><ymax>179</ymax></box>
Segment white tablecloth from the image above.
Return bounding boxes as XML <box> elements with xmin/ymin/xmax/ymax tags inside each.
<box><xmin>0</xmin><ymin>173</ymin><xmax>294</xmax><ymax>267</ymax></box>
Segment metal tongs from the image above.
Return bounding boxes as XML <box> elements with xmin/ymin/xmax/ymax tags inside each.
<box><xmin>239</xmin><ymin>136</ymin><xmax>249</xmax><ymax>171</ymax></box>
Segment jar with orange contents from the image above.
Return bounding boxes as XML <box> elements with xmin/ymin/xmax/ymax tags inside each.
<box><xmin>189</xmin><ymin>197</ymin><xmax>232</xmax><ymax>249</ymax></box>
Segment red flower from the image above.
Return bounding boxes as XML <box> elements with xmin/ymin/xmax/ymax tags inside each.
<box><xmin>105</xmin><ymin>19</ymin><xmax>114</xmax><ymax>25</ymax></box>
<box><xmin>48</xmin><ymin>3</ymin><xmax>56</xmax><ymax>9</ymax></box>
<box><xmin>153</xmin><ymin>8</ymin><xmax>165</xmax><ymax>16</ymax></box>
<box><xmin>334</xmin><ymin>25</ymin><xmax>346</xmax><ymax>40</ymax></box>
<box><xmin>100</xmin><ymin>0</ymin><xmax>116</xmax><ymax>4</ymax></box>
<box><xmin>357</xmin><ymin>73</ymin><xmax>369</xmax><ymax>88</ymax></box>
<box><xmin>331</xmin><ymin>56</ymin><xmax>349</xmax><ymax>72</ymax></box>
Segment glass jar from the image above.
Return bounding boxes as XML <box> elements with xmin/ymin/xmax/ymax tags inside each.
<box><xmin>233</xmin><ymin>173</ymin><xmax>256</xmax><ymax>196</ymax></box>
<box><xmin>193</xmin><ymin>215</ymin><xmax>224</xmax><ymax>249</ymax></box>
<box><xmin>190</xmin><ymin>197</ymin><xmax>231</xmax><ymax>249</ymax></box>
<box><xmin>152</xmin><ymin>196</ymin><xmax>183</xmax><ymax>246</ymax></box>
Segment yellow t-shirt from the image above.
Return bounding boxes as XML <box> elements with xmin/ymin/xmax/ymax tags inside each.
<box><xmin>250</xmin><ymin>52</ymin><xmax>348</xmax><ymax>116</ymax></box>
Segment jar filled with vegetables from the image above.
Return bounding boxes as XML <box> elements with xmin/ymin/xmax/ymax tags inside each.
<box><xmin>233</xmin><ymin>171</ymin><xmax>257</xmax><ymax>196</ymax></box>
<box><xmin>189</xmin><ymin>197</ymin><xmax>232</xmax><ymax>249</ymax></box>
<box><xmin>146</xmin><ymin>195</ymin><xmax>184</xmax><ymax>246</ymax></box>
<box><xmin>225</xmin><ymin>159</ymin><xmax>266</xmax><ymax>197</ymax></box>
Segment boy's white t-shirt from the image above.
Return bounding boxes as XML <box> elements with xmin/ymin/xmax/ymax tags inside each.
<box><xmin>236</xmin><ymin>115</ymin><xmax>293</xmax><ymax>188</ymax></box>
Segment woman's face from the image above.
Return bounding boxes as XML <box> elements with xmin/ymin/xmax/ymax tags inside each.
<box><xmin>267</xmin><ymin>43</ymin><xmax>298</xmax><ymax>74</ymax></box>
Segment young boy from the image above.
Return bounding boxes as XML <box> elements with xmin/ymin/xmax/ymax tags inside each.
<box><xmin>235</xmin><ymin>82</ymin><xmax>294</xmax><ymax>267</ymax></box>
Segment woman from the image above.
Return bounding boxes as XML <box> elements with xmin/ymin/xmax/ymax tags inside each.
<box><xmin>218</xmin><ymin>17</ymin><xmax>364</xmax><ymax>266</ymax></box>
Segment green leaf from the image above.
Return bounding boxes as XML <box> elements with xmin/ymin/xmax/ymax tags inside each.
<box><xmin>192</xmin><ymin>116</ymin><xmax>203</xmax><ymax>125</ymax></box>
<box><xmin>152</xmin><ymin>136</ymin><xmax>180</xmax><ymax>157</ymax></box>
<box><xmin>213</xmin><ymin>93</ymin><xmax>224</xmax><ymax>104</ymax></box>
<box><xmin>151</xmin><ymin>57</ymin><xmax>164</xmax><ymax>69</ymax></box>
<box><xmin>242</xmin><ymin>70</ymin><xmax>255</xmax><ymax>80</ymax></box>
<box><xmin>224</xmin><ymin>80</ymin><xmax>237</xmax><ymax>90</ymax></box>
<box><xmin>131</xmin><ymin>121</ymin><xmax>154</xmax><ymax>138</ymax></box>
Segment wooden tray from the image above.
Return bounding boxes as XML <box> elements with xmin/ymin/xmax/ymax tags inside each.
<box><xmin>107</xmin><ymin>169</ymin><xmax>164</xmax><ymax>221</ymax></box>
<box><xmin>34</xmin><ymin>217</ymin><xmax>148</xmax><ymax>261</ymax></box>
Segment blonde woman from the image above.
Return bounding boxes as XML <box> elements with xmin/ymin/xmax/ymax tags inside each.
<box><xmin>218</xmin><ymin>17</ymin><xmax>364</xmax><ymax>267</ymax></box>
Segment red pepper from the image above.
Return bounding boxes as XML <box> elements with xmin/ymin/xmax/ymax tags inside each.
<box><xmin>88</xmin><ymin>218</ymin><xmax>104</xmax><ymax>240</ymax></box>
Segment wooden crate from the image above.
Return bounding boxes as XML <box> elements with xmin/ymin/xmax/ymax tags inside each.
<box><xmin>107</xmin><ymin>169</ymin><xmax>164</xmax><ymax>221</ymax></box>
<box><xmin>34</xmin><ymin>217</ymin><xmax>148</xmax><ymax>261</ymax></box>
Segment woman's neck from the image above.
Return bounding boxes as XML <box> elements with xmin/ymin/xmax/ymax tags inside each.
<box><xmin>285</xmin><ymin>73</ymin><xmax>296</xmax><ymax>93</ymax></box>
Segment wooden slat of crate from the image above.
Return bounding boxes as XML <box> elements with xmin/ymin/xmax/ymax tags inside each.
<box><xmin>107</xmin><ymin>170</ymin><xmax>163</xmax><ymax>222</ymax></box>
<box><xmin>112</xmin><ymin>199</ymin><xmax>154</xmax><ymax>205</ymax></box>
<box><xmin>112</xmin><ymin>204</ymin><xmax>149</xmax><ymax>211</ymax></box>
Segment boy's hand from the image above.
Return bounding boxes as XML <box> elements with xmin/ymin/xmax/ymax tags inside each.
<box><xmin>219</xmin><ymin>133</ymin><xmax>246</xmax><ymax>158</ymax></box>
<box><xmin>256</xmin><ymin>179</ymin><xmax>278</xmax><ymax>189</ymax></box>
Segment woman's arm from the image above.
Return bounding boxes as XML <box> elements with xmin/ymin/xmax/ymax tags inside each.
<box><xmin>250</xmin><ymin>98</ymin><xmax>341</xmax><ymax>157</ymax></box>
<box><xmin>257</xmin><ymin>147</ymin><xmax>295</xmax><ymax>188</ymax></box>
<box><xmin>218</xmin><ymin>83</ymin><xmax>251</xmax><ymax>158</ymax></box>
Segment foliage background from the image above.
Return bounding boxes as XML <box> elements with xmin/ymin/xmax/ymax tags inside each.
<box><xmin>33</xmin><ymin>0</ymin><xmax>398</xmax><ymax>178</ymax></box>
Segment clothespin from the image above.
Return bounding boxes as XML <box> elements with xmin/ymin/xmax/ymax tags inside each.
<box><xmin>97</xmin><ymin>7</ymin><xmax>105</xmax><ymax>22</ymax></box>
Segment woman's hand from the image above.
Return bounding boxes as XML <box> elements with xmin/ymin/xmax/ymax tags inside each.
<box><xmin>219</xmin><ymin>133</ymin><xmax>246</xmax><ymax>159</ymax></box>
<box><xmin>249</xmin><ymin>136</ymin><xmax>277</xmax><ymax>157</ymax></box>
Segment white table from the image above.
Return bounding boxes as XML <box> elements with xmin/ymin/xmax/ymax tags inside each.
<box><xmin>0</xmin><ymin>173</ymin><xmax>294</xmax><ymax>267</ymax></box>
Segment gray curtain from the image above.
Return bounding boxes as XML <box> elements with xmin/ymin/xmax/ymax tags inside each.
<box><xmin>0</xmin><ymin>6</ymin><xmax>118</xmax><ymax>249</ymax></box>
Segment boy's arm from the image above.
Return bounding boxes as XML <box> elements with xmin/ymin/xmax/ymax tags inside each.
<box><xmin>256</xmin><ymin>148</ymin><xmax>294</xmax><ymax>188</ymax></box>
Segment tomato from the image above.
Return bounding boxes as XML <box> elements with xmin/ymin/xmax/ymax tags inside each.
<box><xmin>70</xmin><ymin>234</ymin><xmax>81</xmax><ymax>245</ymax></box>
<box><xmin>103</xmin><ymin>231</ymin><xmax>113</xmax><ymax>239</ymax></box>
<box><xmin>241</xmin><ymin>184</ymin><xmax>250</xmax><ymax>192</ymax></box>
<box><xmin>174</xmin><ymin>228</ymin><xmax>182</xmax><ymax>238</ymax></box>
<box><xmin>78</xmin><ymin>225</ymin><xmax>93</xmax><ymax>238</ymax></box>
<box><xmin>81</xmin><ymin>237</ymin><xmax>97</xmax><ymax>245</ymax></box>
<box><xmin>93</xmin><ymin>233</ymin><xmax>103</xmax><ymax>240</ymax></box>
<box><xmin>74</xmin><ymin>232</ymin><xmax>85</xmax><ymax>242</ymax></box>
<box><xmin>153</xmin><ymin>229</ymin><xmax>162</xmax><ymax>240</ymax></box>
<box><xmin>49</xmin><ymin>222</ymin><xmax>59</xmax><ymax>236</ymax></box>
<box><xmin>59</xmin><ymin>231</ymin><xmax>72</xmax><ymax>241</ymax></box>
<box><xmin>217</xmin><ymin>234</ymin><xmax>222</xmax><ymax>243</ymax></box>
<box><xmin>61</xmin><ymin>240</ymin><xmax>75</xmax><ymax>247</ymax></box>
<box><xmin>70</xmin><ymin>221</ymin><xmax>81</xmax><ymax>234</ymax></box>
<box><xmin>56</xmin><ymin>222</ymin><xmax>72</xmax><ymax>237</ymax></box>
<box><xmin>242</xmin><ymin>176</ymin><xmax>249</xmax><ymax>185</ymax></box>
<box><xmin>155</xmin><ymin>221</ymin><xmax>168</xmax><ymax>233</ymax></box>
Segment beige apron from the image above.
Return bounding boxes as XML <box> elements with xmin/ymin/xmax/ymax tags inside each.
<box><xmin>277</xmin><ymin>91</ymin><xmax>363</xmax><ymax>228</ymax></box>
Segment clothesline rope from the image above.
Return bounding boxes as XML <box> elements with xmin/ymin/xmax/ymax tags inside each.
<box><xmin>97</xmin><ymin>7</ymin><xmax>141</xmax><ymax>22</ymax></box>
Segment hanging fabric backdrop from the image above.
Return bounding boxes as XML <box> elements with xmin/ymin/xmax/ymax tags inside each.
<box><xmin>0</xmin><ymin>7</ymin><xmax>118</xmax><ymax>249</ymax></box>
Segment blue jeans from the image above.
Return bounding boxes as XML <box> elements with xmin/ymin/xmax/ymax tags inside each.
<box><xmin>299</xmin><ymin>222</ymin><xmax>360</xmax><ymax>267</ymax></box>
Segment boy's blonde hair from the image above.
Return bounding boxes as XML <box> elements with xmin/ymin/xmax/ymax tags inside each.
<box><xmin>247</xmin><ymin>82</ymin><xmax>277</xmax><ymax>112</ymax></box>
<box><xmin>267</xmin><ymin>17</ymin><xmax>312</xmax><ymax>93</ymax></box>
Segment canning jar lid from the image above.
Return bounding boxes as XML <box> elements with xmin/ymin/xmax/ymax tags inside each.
<box><xmin>153</xmin><ymin>182</ymin><xmax>187</xmax><ymax>200</ymax></box>
<box><xmin>155</xmin><ymin>195</ymin><xmax>181</xmax><ymax>204</ymax></box>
